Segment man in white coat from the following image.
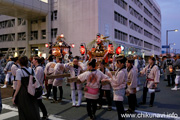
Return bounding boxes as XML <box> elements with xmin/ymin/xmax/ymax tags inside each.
<box><xmin>65</xmin><ymin>56</ymin><xmax>84</xmax><ymax>107</ymax></box>
<box><xmin>44</xmin><ymin>55</ymin><xmax>56</xmax><ymax>100</ymax></box>
<box><xmin>52</xmin><ymin>57</ymin><xmax>64</xmax><ymax>103</ymax></box>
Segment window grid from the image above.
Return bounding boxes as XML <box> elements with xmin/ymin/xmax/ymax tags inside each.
<box><xmin>129</xmin><ymin>21</ymin><xmax>143</xmax><ymax>34</ymax></box>
<box><xmin>114</xmin><ymin>11</ymin><xmax>127</xmax><ymax>26</ymax></box>
<box><xmin>114</xmin><ymin>0</ymin><xmax>127</xmax><ymax>10</ymax></box>
<box><xmin>114</xmin><ymin>29</ymin><xmax>128</xmax><ymax>42</ymax></box>
<box><xmin>129</xmin><ymin>6</ymin><xmax>143</xmax><ymax>22</ymax></box>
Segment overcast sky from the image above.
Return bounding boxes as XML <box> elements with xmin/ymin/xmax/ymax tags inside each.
<box><xmin>155</xmin><ymin>0</ymin><xmax>180</xmax><ymax>52</ymax></box>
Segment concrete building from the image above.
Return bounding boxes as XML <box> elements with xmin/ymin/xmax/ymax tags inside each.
<box><xmin>0</xmin><ymin>0</ymin><xmax>161</xmax><ymax>58</ymax></box>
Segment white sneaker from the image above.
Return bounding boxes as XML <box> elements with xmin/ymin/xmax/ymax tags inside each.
<box><xmin>171</xmin><ymin>87</ymin><xmax>178</xmax><ymax>91</ymax></box>
<box><xmin>1</xmin><ymin>85</ymin><xmax>7</xmax><ymax>88</ymax></box>
<box><xmin>72</xmin><ymin>103</ymin><xmax>76</xmax><ymax>107</ymax></box>
<box><xmin>76</xmin><ymin>103</ymin><xmax>81</xmax><ymax>107</ymax></box>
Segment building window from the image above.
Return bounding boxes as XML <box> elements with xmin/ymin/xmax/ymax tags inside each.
<box><xmin>18</xmin><ymin>32</ymin><xmax>26</xmax><ymax>41</ymax></box>
<box><xmin>153</xmin><ymin>6</ymin><xmax>161</xmax><ymax>18</ymax></box>
<box><xmin>144</xmin><ymin>41</ymin><xmax>152</xmax><ymax>49</ymax></box>
<box><xmin>0</xmin><ymin>19</ymin><xmax>15</xmax><ymax>29</ymax></box>
<box><xmin>114</xmin><ymin>11</ymin><xmax>127</xmax><ymax>26</ymax></box>
<box><xmin>31</xmin><ymin>31</ymin><xmax>38</xmax><ymax>40</ymax></box>
<box><xmin>51</xmin><ymin>28</ymin><xmax>57</xmax><ymax>38</ymax></box>
<box><xmin>129</xmin><ymin>21</ymin><xmax>143</xmax><ymax>34</ymax></box>
<box><xmin>131</xmin><ymin>0</ymin><xmax>143</xmax><ymax>9</ymax></box>
<box><xmin>114</xmin><ymin>0</ymin><xmax>127</xmax><ymax>10</ymax></box>
<box><xmin>41</xmin><ymin>30</ymin><xmax>46</xmax><ymax>39</ymax></box>
<box><xmin>144</xmin><ymin>18</ymin><xmax>153</xmax><ymax>29</ymax></box>
<box><xmin>18</xmin><ymin>18</ymin><xmax>26</xmax><ymax>26</ymax></box>
<box><xmin>144</xmin><ymin>7</ymin><xmax>153</xmax><ymax>19</ymax></box>
<box><xmin>31</xmin><ymin>20</ymin><xmax>38</xmax><ymax>24</ymax></box>
<box><xmin>129</xmin><ymin>6</ymin><xmax>143</xmax><ymax>22</ymax></box>
<box><xmin>144</xmin><ymin>0</ymin><xmax>153</xmax><ymax>8</ymax></box>
<box><xmin>154</xmin><ymin>35</ymin><xmax>161</xmax><ymax>43</ymax></box>
<box><xmin>154</xmin><ymin>45</ymin><xmax>160</xmax><ymax>52</ymax></box>
<box><xmin>41</xmin><ymin>18</ymin><xmax>46</xmax><ymax>22</ymax></box>
<box><xmin>0</xmin><ymin>33</ymin><xmax>15</xmax><ymax>42</ymax></box>
<box><xmin>153</xmin><ymin>16</ymin><xmax>161</xmax><ymax>26</ymax></box>
<box><xmin>153</xmin><ymin>26</ymin><xmax>161</xmax><ymax>35</ymax></box>
<box><xmin>129</xmin><ymin>35</ymin><xmax>143</xmax><ymax>46</ymax></box>
<box><xmin>51</xmin><ymin>10</ymin><xmax>58</xmax><ymax>21</ymax></box>
<box><xmin>144</xmin><ymin>30</ymin><xmax>152</xmax><ymax>39</ymax></box>
<box><xmin>114</xmin><ymin>29</ymin><xmax>128</xmax><ymax>42</ymax></box>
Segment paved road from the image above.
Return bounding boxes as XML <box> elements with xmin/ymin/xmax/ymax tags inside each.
<box><xmin>1</xmin><ymin>75</ymin><xmax>180</xmax><ymax>120</ymax></box>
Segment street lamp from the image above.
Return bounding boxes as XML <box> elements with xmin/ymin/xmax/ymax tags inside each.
<box><xmin>166</xmin><ymin>29</ymin><xmax>178</xmax><ymax>54</ymax></box>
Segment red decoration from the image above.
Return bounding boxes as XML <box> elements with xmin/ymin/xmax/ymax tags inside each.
<box><xmin>71</xmin><ymin>44</ymin><xmax>75</xmax><ymax>48</ymax></box>
<box><xmin>97</xmin><ymin>36</ymin><xmax>101</xmax><ymax>44</ymax></box>
<box><xmin>92</xmin><ymin>47</ymin><xmax>96</xmax><ymax>53</ymax></box>
<box><xmin>45</xmin><ymin>43</ymin><xmax>49</xmax><ymax>48</ymax></box>
<box><xmin>80</xmin><ymin>45</ymin><xmax>86</xmax><ymax>55</ymax></box>
<box><xmin>116</xmin><ymin>46</ymin><xmax>121</xmax><ymax>55</ymax></box>
<box><xmin>60</xmin><ymin>34</ymin><xmax>64</xmax><ymax>38</ymax></box>
<box><xmin>108</xmin><ymin>44</ymin><xmax>114</xmax><ymax>53</ymax></box>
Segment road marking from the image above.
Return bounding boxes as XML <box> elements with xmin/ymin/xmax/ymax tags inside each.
<box><xmin>2</xmin><ymin>104</ymin><xmax>18</xmax><ymax>111</ymax></box>
<box><xmin>2</xmin><ymin>104</ymin><xmax>65</xmax><ymax>120</ymax></box>
<box><xmin>0</xmin><ymin>111</ymin><xmax>18</xmax><ymax>120</ymax></box>
<box><xmin>2</xmin><ymin>97</ymin><xmax>12</xmax><ymax>101</ymax></box>
<box><xmin>61</xmin><ymin>99</ymin><xmax>180</xmax><ymax>120</ymax></box>
<box><xmin>3</xmin><ymin>97</ymin><xmax>180</xmax><ymax>120</ymax></box>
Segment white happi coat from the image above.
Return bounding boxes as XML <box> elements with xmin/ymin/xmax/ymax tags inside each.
<box><xmin>110</xmin><ymin>68</ymin><xmax>128</xmax><ymax>101</ymax></box>
<box><xmin>34</xmin><ymin>66</ymin><xmax>44</xmax><ymax>99</ymax></box>
<box><xmin>100</xmin><ymin>68</ymin><xmax>111</xmax><ymax>90</ymax></box>
<box><xmin>78</xmin><ymin>69</ymin><xmax>109</xmax><ymax>99</ymax></box>
<box><xmin>35</xmin><ymin>66</ymin><xmax>44</xmax><ymax>86</ymax></box>
<box><xmin>141</xmin><ymin>64</ymin><xmax>160</xmax><ymax>89</ymax></box>
<box><xmin>65</xmin><ymin>63</ymin><xmax>83</xmax><ymax>90</ymax></box>
<box><xmin>126</xmin><ymin>67</ymin><xmax>137</xmax><ymax>94</ymax></box>
<box><xmin>44</xmin><ymin>62</ymin><xmax>56</xmax><ymax>84</ymax></box>
<box><xmin>11</xmin><ymin>64</ymin><xmax>20</xmax><ymax>89</ymax></box>
<box><xmin>53</xmin><ymin>63</ymin><xmax>65</xmax><ymax>86</ymax></box>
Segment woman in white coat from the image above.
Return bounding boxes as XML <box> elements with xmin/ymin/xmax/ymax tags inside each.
<box><xmin>77</xmin><ymin>59</ymin><xmax>109</xmax><ymax>120</ymax></box>
<box><xmin>126</xmin><ymin>59</ymin><xmax>137</xmax><ymax>113</ymax></box>
<box><xmin>102</xmin><ymin>56</ymin><xmax>128</xmax><ymax>120</ymax></box>
<box><xmin>139</xmin><ymin>56</ymin><xmax>160</xmax><ymax>107</ymax></box>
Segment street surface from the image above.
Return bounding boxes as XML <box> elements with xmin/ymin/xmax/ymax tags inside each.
<box><xmin>1</xmin><ymin>76</ymin><xmax>180</xmax><ymax>120</ymax></box>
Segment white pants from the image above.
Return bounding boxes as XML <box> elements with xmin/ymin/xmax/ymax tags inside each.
<box><xmin>71</xmin><ymin>90</ymin><xmax>82</xmax><ymax>105</ymax></box>
<box><xmin>175</xmin><ymin>75</ymin><xmax>180</xmax><ymax>84</ymax></box>
<box><xmin>5</xmin><ymin>73</ymin><xmax>13</xmax><ymax>82</ymax></box>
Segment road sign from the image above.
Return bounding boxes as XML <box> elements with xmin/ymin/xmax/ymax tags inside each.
<box><xmin>162</xmin><ymin>45</ymin><xmax>170</xmax><ymax>48</ymax></box>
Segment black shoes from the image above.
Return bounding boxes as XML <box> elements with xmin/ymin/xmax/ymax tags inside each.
<box><xmin>139</xmin><ymin>102</ymin><xmax>146</xmax><ymax>105</ymax></box>
<box><xmin>51</xmin><ymin>100</ymin><xmax>58</xmax><ymax>103</ymax></box>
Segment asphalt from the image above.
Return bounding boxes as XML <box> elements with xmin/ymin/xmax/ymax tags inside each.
<box><xmin>1</xmin><ymin>75</ymin><xmax>180</xmax><ymax>120</ymax></box>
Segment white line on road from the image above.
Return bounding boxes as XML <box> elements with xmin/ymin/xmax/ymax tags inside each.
<box><xmin>2</xmin><ymin>104</ymin><xmax>64</xmax><ymax>120</ymax></box>
<box><xmin>2</xmin><ymin>98</ymin><xmax>180</xmax><ymax>120</ymax></box>
<box><xmin>0</xmin><ymin>111</ymin><xmax>18</xmax><ymax>120</ymax></box>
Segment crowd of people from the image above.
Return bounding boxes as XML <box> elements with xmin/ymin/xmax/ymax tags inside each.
<box><xmin>0</xmin><ymin>53</ymin><xmax>179</xmax><ymax>120</ymax></box>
